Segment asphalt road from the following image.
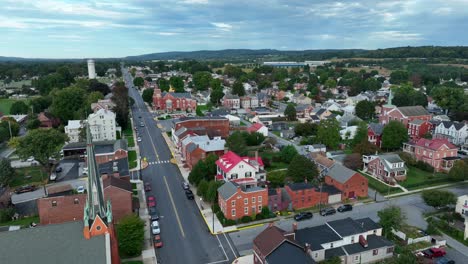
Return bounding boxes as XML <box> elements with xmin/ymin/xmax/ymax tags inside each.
<box><xmin>228</xmin><ymin>184</ymin><xmax>468</xmax><ymax>256</ymax></box>
<box><xmin>124</xmin><ymin>69</ymin><xmax>238</xmax><ymax>264</ymax></box>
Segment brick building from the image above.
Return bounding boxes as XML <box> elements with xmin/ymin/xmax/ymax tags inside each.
<box><xmin>217</xmin><ymin>181</ymin><xmax>268</xmax><ymax>220</ymax></box>
<box><xmin>152</xmin><ymin>88</ymin><xmax>197</xmax><ymax>112</ymax></box>
<box><xmin>38</xmin><ymin>111</ymin><xmax>60</xmax><ymax>128</ymax></box>
<box><xmin>180</xmin><ymin>135</ymin><xmax>226</xmax><ymax>169</ymax></box>
<box><xmin>62</xmin><ymin>140</ymin><xmax>128</xmax><ymax>165</ymax></box>
<box><xmin>408</xmin><ymin>119</ymin><xmax>432</xmax><ymax>140</ymax></box>
<box><xmin>363</xmin><ymin>154</ymin><xmax>407</xmax><ymax>183</ymax></box>
<box><xmin>324</xmin><ymin>164</ymin><xmax>368</xmax><ymax>199</ymax></box>
<box><xmin>171</xmin><ymin>117</ymin><xmax>230</xmax><ymax>144</ymax></box>
<box><xmin>403</xmin><ymin>138</ymin><xmax>459</xmax><ymax>172</ymax></box>
<box><xmin>368</xmin><ymin>123</ymin><xmax>384</xmax><ymax>148</ymax></box>
<box><xmin>379</xmin><ymin>105</ymin><xmax>431</xmax><ymax>127</ymax></box>
<box><xmin>222</xmin><ymin>94</ymin><xmax>240</xmax><ymax>109</ymax></box>
<box><xmin>215</xmin><ymin>151</ymin><xmax>266</xmax><ymax>185</ymax></box>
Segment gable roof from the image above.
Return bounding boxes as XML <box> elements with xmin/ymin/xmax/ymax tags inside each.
<box><xmin>254</xmin><ymin>225</ymin><xmax>295</xmax><ymax>258</ymax></box>
<box><xmin>217</xmin><ymin>181</ymin><xmax>239</xmax><ymax>200</ymax></box>
<box><xmin>287</xmin><ymin>182</ymin><xmax>316</xmax><ymax>191</ymax></box>
<box><xmin>295</xmin><ymin>224</ymin><xmax>342</xmax><ymax>250</ymax></box>
<box><xmin>397</xmin><ymin>105</ymin><xmax>430</xmax><ymax>117</ymax></box>
<box><xmin>439</xmin><ymin>121</ymin><xmax>466</xmax><ymax>130</ymax></box>
<box><xmin>368</xmin><ymin>123</ymin><xmax>384</xmax><ymax>136</ymax></box>
<box><xmin>247</xmin><ymin>122</ymin><xmax>266</xmax><ymax>133</ymax></box>
<box><xmin>327</xmin><ymin>217</ymin><xmax>368</xmax><ymax>237</ymax></box>
<box><xmin>413</xmin><ymin>138</ymin><xmax>457</xmax><ymax>150</ymax></box>
<box><xmin>266</xmin><ymin>241</ymin><xmax>315</xmax><ymax>264</ymax></box>
<box><xmin>103</xmin><ymin>176</ymin><xmax>132</xmax><ymax>192</ymax></box>
<box><xmin>327</xmin><ymin>163</ymin><xmax>359</xmax><ymax>183</ymax></box>
<box><xmin>162</xmin><ymin>91</ymin><xmax>191</xmax><ymax>99</ymax></box>
<box><xmin>409</xmin><ymin>119</ymin><xmax>428</xmax><ymax>125</ymax></box>
<box><xmin>216</xmin><ymin>151</ymin><xmax>245</xmax><ymax>173</ymax></box>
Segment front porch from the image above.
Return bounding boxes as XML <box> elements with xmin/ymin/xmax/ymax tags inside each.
<box><xmin>440</xmin><ymin>157</ymin><xmax>460</xmax><ymax>172</ymax></box>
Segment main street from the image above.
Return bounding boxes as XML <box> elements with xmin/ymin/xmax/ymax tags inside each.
<box><xmin>228</xmin><ymin>184</ymin><xmax>468</xmax><ymax>256</ymax></box>
<box><xmin>123</xmin><ymin>69</ymin><xmax>238</xmax><ymax>264</ymax></box>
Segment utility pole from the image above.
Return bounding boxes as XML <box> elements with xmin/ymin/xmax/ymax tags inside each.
<box><xmin>8</xmin><ymin>120</ymin><xmax>12</xmax><ymax>139</ymax></box>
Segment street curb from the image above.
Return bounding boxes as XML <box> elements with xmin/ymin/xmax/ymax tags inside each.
<box><xmin>237</xmin><ymin>223</ymin><xmax>265</xmax><ymax>231</ymax></box>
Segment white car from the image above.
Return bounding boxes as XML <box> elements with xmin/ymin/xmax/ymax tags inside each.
<box><xmin>151</xmin><ymin>221</ymin><xmax>160</xmax><ymax>235</ymax></box>
<box><xmin>76</xmin><ymin>186</ymin><xmax>85</xmax><ymax>194</ymax></box>
<box><xmin>26</xmin><ymin>156</ymin><xmax>35</xmax><ymax>162</ymax></box>
<box><xmin>82</xmin><ymin>167</ymin><xmax>88</xmax><ymax>175</ymax></box>
<box><xmin>137</xmin><ymin>137</ymin><xmax>142</xmax><ymax>142</ymax></box>
<box><xmin>49</xmin><ymin>173</ymin><xmax>57</xmax><ymax>181</ymax></box>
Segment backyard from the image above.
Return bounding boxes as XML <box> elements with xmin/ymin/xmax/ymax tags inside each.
<box><xmin>11</xmin><ymin>166</ymin><xmax>46</xmax><ymax>188</ymax></box>
<box><xmin>128</xmin><ymin>150</ymin><xmax>137</xmax><ymax>169</ymax></box>
<box><xmin>400</xmin><ymin>167</ymin><xmax>451</xmax><ymax>190</ymax></box>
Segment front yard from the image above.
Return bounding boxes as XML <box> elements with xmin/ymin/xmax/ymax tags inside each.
<box><xmin>11</xmin><ymin>166</ymin><xmax>46</xmax><ymax>188</ymax></box>
<box><xmin>400</xmin><ymin>167</ymin><xmax>450</xmax><ymax>190</ymax></box>
<box><xmin>361</xmin><ymin>172</ymin><xmax>403</xmax><ymax>195</ymax></box>
<box><xmin>128</xmin><ymin>150</ymin><xmax>137</xmax><ymax>169</ymax></box>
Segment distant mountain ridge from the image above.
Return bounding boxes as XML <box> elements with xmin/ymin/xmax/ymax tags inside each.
<box><xmin>2</xmin><ymin>46</ymin><xmax>468</xmax><ymax>62</ymax></box>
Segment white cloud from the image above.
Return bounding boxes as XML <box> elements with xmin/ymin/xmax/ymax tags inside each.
<box><xmin>434</xmin><ymin>7</ymin><xmax>453</xmax><ymax>15</ymax></box>
<box><xmin>181</xmin><ymin>0</ymin><xmax>209</xmax><ymax>4</ymax></box>
<box><xmin>369</xmin><ymin>31</ymin><xmax>423</xmax><ymax>41</ymax></box>
<box><xmin>47</xmin><ymin>34</ymin><xmax>87</xmax><ymax>41</ymax></box>
<box><xmin>211</xmin><ymin>22</ymin><xmax>232</xmax><ymax>31</ymax></box>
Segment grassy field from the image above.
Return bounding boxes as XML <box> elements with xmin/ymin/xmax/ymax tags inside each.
<box><xmin>11</xmin><ymin>166</ymin><xmax>46</xmax><ymax>187</ymax></box>
<box><xmin>361</xmin><ymin>172</ymin><xmax>403</xmax><ymax>195</ymax></box>
<box><xmin>0</xmin><ymin>215</ymin><xmax>39</xmax><ymax>227</ymax></box>
<box><xmin>128</xmin><ymin>150</ymin><xmax>137</xmax><ymax>169</ymax></box>
<box><xmin>400</xmin><ymin>167</ymin><xmax>449</xmax><ymax>190</ymax></box>
<box><xmin>126</xmin><ymin>135</ymin><xmax>135</xmax><ymax>148</ymax></box>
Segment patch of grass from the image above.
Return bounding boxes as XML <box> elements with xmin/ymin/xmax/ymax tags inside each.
<box><xmin>361</xmin><ymin>172</ymin><xmax>403</xmax><ymax>195</ymax></box>
<box><xmin>0</xmin><ymin>215</ymin><xmax>39</xmax><ymax>227</ymax></box>
<box><xmin>126</xmin><ymin>136</ymin><xmax>135</xmax><ymax>148</ymax></box>
<box><xmin>128</xmin><ymin>150</ymin><xmax>137</xmax><ymax>169</ymax></box>
<box><xmin>0</xmin><ymin>98</ymin><xmax>29</xmax><ymax>115</ymax></box>
<box><xmin>272</xmin><ymin>131</ymin><xmax>281</xmax><ymax>137</ymax></box>
<box><xmin>11</xmin><ymin>166</ymin><xmax>46</xmax><ymax>187</ymax></box>
<box><xmin>406</xmin><ymin>241</ymin><xmax>432</xmax><ymax>251</ymax></box>
<box><xmin>400</xmin><ymin>224</ymin><xmax>424</xmax><ymax>239</ymax></box>
<box><xmin>400</xmin><ymin>167</ymin><xmax>450</xmax><ymax>190</ymax></box>
<box><xmin>240</xmin><ymin>121</ymin><xmax>247</xmax><ymax>126</ymax></box>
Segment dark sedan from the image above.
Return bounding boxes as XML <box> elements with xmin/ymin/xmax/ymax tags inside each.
<box><xmin>337</xmin><ymin>204</ymin><xmax>353</xmax><ymax>213</ymax></box>
<box><xmin>320</xmin><ymin>207</ymin><xmax>336</xmax><ymax>216</ymax></box>
<box><xmin>185</xmin><ymin>190</ymin><xmax>194</xmax><ymax>200</ymax></box>
<box><xmin>294</xmin><ymin>212</ymin><xmax>313</xmax><ymax>221</ymax></box>
<box><xmin>15</xmin><ymin>185</ymin><xmax>37</xmax><ymax>194</ymax></box>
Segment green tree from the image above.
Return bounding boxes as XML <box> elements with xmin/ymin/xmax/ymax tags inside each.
<box><xmin>422</xmin><ymin>190</ymin><xmax>457</xmax><ymax>208</ymax></box>
<box><xmin>29</xmin><ymin>96</ymin><xmax>52</xmax><ymax>113</ymax></box>
<box><xmin>284</xmin><ymin>104</ymin><xmax>296</xmax><ymax>121</ymax></box>
<box><xmin>353</xmin><ymin>140</ymin><xmax>380</xmax><ymax>155</ymax></box>
<box><xmin>84</xmin><ymin>91</ymin><xmax>104</xmax><ymax>112</ymax></box>
<box><xmin>116</xmin><ymin>214</ymin><xmax>145</xmax><ymax>257</ymax></box>
<box><xmin>142</xmin><ymin>88</ymin><xmax>154</xmax><ymax>105</ymax></box>
<box><xmin>378</xmin><ymin>206</ymin><xmax>406</xmax><ymax>238</ymax></box>
<box><xmin>287</xmin><ymin>155</ymin><xmax>319</xmax><ymax>183</ymax></box>
<box><xmin>88</xmin><ymin>79</ymin><xmax>110</xmax><ymax>95</ymax></box>
<box><xmin>51</xmin><ymin>86</ymin><xmax>86</xmax><ymax>122</ymax></box>
<box><xmin>14</xmin><ymin>128</ymin><xmax>68</xmax><ymax>186</ymax></box>
<box><xmin>351</xmin><ymin>122</ymin><xmax>368</xmax><ymax>146</ymax></box>
<box><xmin>0</xmin><ymin>158</ymin><xmax>15</xmax><ymax>186</ymax></box>
<box><xmin>381</xmin><ymin>121</ymin><xmax>408</xmax><ymax>150</ymax></box>
<box><xmin>390</xmin><ymin>70</ymin><xmax>409</xmax><ymax>84</ymax></box>
<box><xmin>267</xmin><ymin>171</ymin><xmax>286</xmax><ymax>188</ymax></box>
<box><xmin>133</xmin><ymin>77</ymin><xmax>144</xmax><ymax>87</ymax></box>
<box><xmin>280</xmin><ymin>145</ymin><xmax>298</xmax><ymax>163</ymax></box>
<box><xmin>25</xmin><ymin>117</ymin><xmax>41</xmax><ymax>130</ymax></box>
<box><xmin>317</xmin><ymin>119</ymin><xmax>341</xmax><ymax>149</ymax></box>
<box><xmin>363</xmin><ymin>78</ymin><xmax>381</xmax><ymax>91</ymax></box>
<box><xmin>278</xmin><ymin>80</ymin><xmax>287</xmax><ymax>91</ymax></box>
<box><xmin>324</xmin><ymin>79</ymin><xmax>337</xmax><ymax>88</ymax></box>
<box><xmin>188</xmin><ymin>160</ymin><xmax>207</xmax><ymax>185</ymax></box>
<box><xmin>0</xmin><ymin>118</ymin><xmax>20</xmax><ymax>139</ymax></box>
<box><xmin>243</xmin><ymin>132</ymin><xmax>265</xmax><ymax>146</ymax></box>
<box><xmin>294</xmin><ymin>123</ymin><xmax>318</xmax><ymax>137</ymax></box>
<box><xmin>448</xmin><ymin>160</ymin><xmax>468</xmax><ymax>181</ymax></box>
<box><xmin>10</xmin><ymin>101</ymin><xmax>29</xmax><ymax>115</ymax></box>
<box><xmin>232</xmin><ymin>80</ymin><xmax>245</xmax><ymax>96</ymax></box>
<box><xmin>226</xmin><ymin>131</ymin><xmax>247</xmax><ymax>155</ymax></box>
<box><xmin>192</xmin><ymin>71</ymin><xmax>212</xmax><ymax>91</ymax></box>
<box><xmin>111</xmin><ymin>82</ymin><xmax>129</xmax><ymax>129</ymax></box>
<box><xmin>157</xmin><ymin>78</ymin><xmax>170</xmax><ymax>91</ymax></box>
<box><xmin>210</xmin><ymin>88</ymin><xmax>224</xmax><ymax>106</ymax></box>
<box><xmin>210</xmin><ymin>78</ymin><xmax>222</xmax><ymax>90</ymax></box>
<box><xmin>170</xmin><ymin>76</ymin><xmax>185</xmax><ymax>92</ymax></box>
<box><xmin>355</xmin><ymin>100</ymin><xmax>375</xmax><ymax>120</ymax></box>
<box><xmin>431</xmin><ymin>86</ymin><xmax>465</xmax><ymax>115</ymax></box>
<box><xmin>197</xmin><ymin>179</ymin><xmax>209</xmax><ymax>197</ymax></box>
<box><xmin>393</xmin><ymin>84</ymin><xmax>428</xmax><ymax>107</ymax></box>
<box><xmin>206</xmin><ymin>180</ymin><xmax>223</xmax><ymax>203</ymax></box>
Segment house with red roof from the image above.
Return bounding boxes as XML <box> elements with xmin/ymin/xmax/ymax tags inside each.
<box><xmin>403</xmin><ymin>138</ymin><xmax>459</xmax><ymax>172</ymax></box>
<box><xmin>215</xmin><ymin>151</ymin><xmax>266</xmax><ymax>186</ymax></box>
<box><xmin>247</xmin><ymin>122</ymin><xmax>269</xmax><ymax>137</ymax></box>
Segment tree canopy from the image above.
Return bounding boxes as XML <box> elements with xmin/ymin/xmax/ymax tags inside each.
<box><xmin>142</xmin><ymin>88</ymin><xmax>154</xmax><ymax>105</ymax></box>
<box><xmin>287</xmin><ymin>155</ymin><xmax>319</xmax><ymax>183</ymax></box>
<box><xmin>280</xmin><ymin>145</ymin><xmax>298</xmax><ymax>163</ymax></box>
<box><xmin>317</xmin><ymin>119</ymin><xmax>341</xmax><ymax>149</ymax></box>
<box><xmin>448</xmin><ymin>160</ymin><xmax>468</xmax><ymax>181</ymax></box>
<box><xmin>50</xmin><ymin>86</ymin><xmax>86</xmax><ymax>122</ymax></box>
<box><xmin>232</xmin><ymin>80</ymin><xmax>245</xmax><ymax>96</ymax></box>
<box><xmin>116</xmin><ymin>214</ymin><xmax>145</xmax><ymax>257</ymax></box>
<box><xmin>422</xmin><ymin>190</ymin><xmax>457</xmax><ymax>208</ymax></box>
<box><xmin>355</xmin><ymin>100</ymin><xmax>375</xmax><ymax>120</ymax></box>
<box><xmin>10</xmin><ymin>101</ymin><xmax>29</xmax><ymax>115</ymax></box>
<box><xmin>284</xmin><ymin>104</ymin><xmax>296</xmax><ymax>121</ymax></box>
<box><xmin>0</xmin><ymin>158</ymin><xmax>15</xmax><ymax>186</ymax></box>
<box><xmin>378</xmin><ymin>206</ymin><xmax>406</xmax><ymax>238</ymax></box>
<box><xmin>170</xmin><ymin>76</ymin><xmax>185</xmax><ymax>92</ymax></box>
<box><xmin>382</xmin><ymin>121</ymin><xmax>408</xmax><ymax>150</ymax></box>
<box><xmin>192</xmin><ymin>71</ymin><xmax>212</xmax><ymax>91</ymax></box>
<box><xmin>111</xmin><ymin>82</ymin><xmax>130</xmax><ymax>129</ymax></box>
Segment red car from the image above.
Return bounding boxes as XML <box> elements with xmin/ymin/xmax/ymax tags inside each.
<box><xmin>154</xmin><ymin>235</ymin><xmax>163</xmax><ymax>248</ymax></box>
<box><xmin>147</xmin><ymin>195</ymin><xmax>156</xmax><ymax>208</ymax></box>
<box><xmin>423</xmin><ymin>248</ymin><xmax>446</xmax><ymax>259</ymax></box>
<box><xmin>144</xmin><ymin>182</ymin><xmax>151</xmax><ymax>192</ymax></box>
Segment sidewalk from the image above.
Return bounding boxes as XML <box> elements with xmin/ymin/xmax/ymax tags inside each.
<box><xmin>386</xmin><ymin>180</ymin><xmax>468</xmax><ymax>198</ymax></box>
<box><xmin>135</xmin><ymin>181</ymin><xmax>158</xmax><ymax>264</ymax></box>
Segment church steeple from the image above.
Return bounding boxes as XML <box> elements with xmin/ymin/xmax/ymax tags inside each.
<box><xmin>83</xmin><ymin>122</ymin><xmax>112</xmax><ymax>239</ymax></box>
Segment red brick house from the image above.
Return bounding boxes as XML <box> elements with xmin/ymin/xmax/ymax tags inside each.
<box><xmin>180</xmin><ymin>135</ymin><xmax>226</xmax><ymax>169</ymax></box>
<box><xmin>222</xmin><ymin>94</ymin><xmax>240</xmax><ymax>109</ymax></box>
<box><xmin>379</xmin><ymin>105</ymin><xmax>431</xmax><ymax>127</ymax></box>
<box><xmin>363</xmin><ymin>154</ymin><xmax>407</xmax><ymax>183</ymax></box>
<box><xmin>408</xmin><ymin>119</ymin><xmax>432</xmax><ymax>140</ymax></box>
<box><xmin>268</xmin><ymin>188</ymin><xmax>291</xmax><ymax>212</ymax></box>
<box><xmin>38</xmin><ymin>112</ymin><xmax>60</xmax><ymax>128</ymax></box>
<box><xmin>172</xmin><ymin>117</ymin><xmax>230</xmax><ymax>143</ymax></box>
<box><xmin>284</xmin><ymin>182</ymin><xmax>329</xmax><ymax>210</ymax></box>
<box><xmin>37</xmin><ymin>176</ymin><xmax>133</xmax><ymax>225</ymax></box>
<box><xmin>403</xmin><ymin>138</ymin><xmax>459</xmax><ymax>172</ymax></box>
<box><xmin>324</xmin><ymin>164</ymin><xmax>368</xmax><ymax>199</ymax></box>
<box><xmin>368</xmin><ymin>123</ymin><xmax>384</xmax><ymax>148</ymax></box>
<box><xmin>217</xmin><ymin>181</ymin><xmax>268</xmax><ymax>220</ymax></box>
<box><xmin>152</xmin><ymin>88</ymin><xmax>196</xmax><ymax>112</ymax></box>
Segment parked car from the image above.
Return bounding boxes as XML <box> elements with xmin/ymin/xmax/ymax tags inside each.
<box><xmin>147</xmin><ymin>195</ymin><xmax>157</xmax><ymax>207</ymax></box>
<box><xmin>423</xmin><ymin>248</ymin><xmax>446</xmax><ymax>259</ymax></box>
<box><xmin>49</xmin><ymin>173</ymin><xmax>57</xmax><ymax>181</ymax></box>
<box><xmin>320</xmin><ymin>207</ymin><xmax>336</xmax><ymax>216</ymax></box>
<box><xmin>182</xmin><ymin>182</ymin><xmax>190</xmax><ymax>190</ymax></box>
<box><xmin>151</xmin><ymin>221</ymin><xmax>160</xmax><ymax>235</ymax></box>
<box><xmin>82</xmin><ymin>167</ymin><xmax>88</xmax><ymax>175</ymax></box>
<box><xmin>55</xmin><ymin>166</ymin><xmax>63</xmax><ymax>173</ymax></box>
<box><xmin>26</xmin><ymin>156</ymin><xmax>35</xmax><ymax>162</ymax></box>
<box><xmin>148</xmin><ymin>207</ymin><xmax>160</xmax><ymax>221</ymax></box>
<box><xmin>294</xmin><ymin>212</ymin><xmax>313</xmax><ymax>221</ymax></box>
<box><xmin>137</xmin><ymin>137</ymin><xmax>142</xmax><ymax>142</ymax></box>
<box><xmin>140</xmin><ymin>122</ymin><xmax>145</xmax><ymax>127</ymax></box>
<box><xmin>337</xmin><ymin>204</ymin><xmax>353</xmax><ymax>213</ymax></box>
<box><xmin>15</xmin><ymin>185</ymin><xmax>37</xmax><ymax>194</ymax></box>
<box><xmin>154</xmin><ymin>235</ymin><xmax>163</xmax><ymax>248</ymax></box>
<box><xmin>144</xmin><ymin>182</ymin><xmax>151</xmax><ymax>192</ymax></box>
<box><xmin>76</xmin><ymin>186</ymin><xmax>85</xmax><ymax>194</ymax></box>
<box><xmin>185</xmin><ymin>190</ymin><xmax>194</xmax><ymax>200</ymax></box>
<box><xmin>436</xmin><ymin>257</ymin><xmax>455</xmax><ymax>264</ymax></box>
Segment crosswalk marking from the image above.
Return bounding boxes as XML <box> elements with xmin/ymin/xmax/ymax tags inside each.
<box><xmin>148</xmin><ymin>160</ymin><xmax>171</xmax><ymax>165</ymax></box>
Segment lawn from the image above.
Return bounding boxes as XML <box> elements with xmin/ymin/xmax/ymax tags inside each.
<box><xmin>0</xmin><ymin>98</ymin><xmax>31</xmax><ymax>115</ymax></box>
<box><xmin>128</xmin><ymin>150</ymin><xmax>137</xmax><ymax>169</ymax></box>
<box><xmin>11</xmin><ymin>166</ymin><xmax>46</xmax><ymax>187</ymax></box>
<box><xmin>361</xmin><ymin>172</ymin><xmax>403</xmax><ymax>195</ymax></box>
<box><xmin>400</xmin><ymin>167</ymin><xmax>450</xmax><ymax>190</ymax></box>
<box><xmin>126</xmin><ymin>135</ymin><xmax>135</xmax><ymax>148</ymax></box>
<box><xmin>0</xmin><ymin>215</ymin><xmax>39</xmax><ymax>227</ymax></box>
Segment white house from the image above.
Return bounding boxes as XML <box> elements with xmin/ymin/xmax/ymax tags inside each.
<box><xmin>434</xmin><ymin>121</ymin><xmax>468</xmax><ymax>145</ymax></box>
<box><xmin>215</xmin><ymin>151</ymin><xmax>265</xmax><ymax>185</ymax></box>
<box><xmin>456</xmin><ymin>195</ymin><xmax>468</xmax><ymax>217</ymax></box>
<box><xmin>340</xmin><ymin>126</ymin><xmax>358</xmax><ymax>140</ymax></box>
<box><xmin>87</xmin><ymin>108</ymin><xmax>117</xmax><ymax>141</ymax></box>
<box><xmin>64</xmin><ymin>120</ymin><xmax>83</xmax><ymax>143</ymax></box>
<box><xmin>247</xmin><ymin>123</ymin><xmax>269</xmax><ymax>137</ymax></box>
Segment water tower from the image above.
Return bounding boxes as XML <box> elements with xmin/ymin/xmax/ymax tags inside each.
<box><xmin>87</xmin><ymin>59</ymin><xmax>96</xmax><ymax>79</ymax></box>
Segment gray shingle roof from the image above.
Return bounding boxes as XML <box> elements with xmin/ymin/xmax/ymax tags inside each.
<box><xmin>288</xmin><ymin>182</ymin><xmax>316</xmax><ymax>191</ymax></box>
<box><xmin>355</xmin><ymin>217</ymin><xmax>382</xmax><ymax>232</ymax></box>
<box><xmin>327</xmin><ymin>163</ymin><xmax>358</xmax><ymax>183</ymax></box>
<box><xmin>368</xmin><ymin>123</ymin><xmax>384</xmax><ymax>136</ymax></box>
<box><xmin>217</xmin><ymin>181</ymin><xmax>238</xmax><ymax>200</ymax></box>
<box><xmin>441</xmin><ymin>121</ymin><xmax>466</xmax><ymax>130</ymax></box>
<box><xmin>327</xmin><ymin>217</ymin><xmax>367</xmax><ymax>237</ymax></box>
<box><xmin>342</xmin><ymin>235</ymin><xmax>393</xmax><ymax>255</ymax></box>
<box><xmin>266</xmin><ymin>241</ymin><xmax>315</xmax><ymax>264</ymax></box>
<box><xmin>0</xmin><ymin>221</ymin><xmax>108</xmax><ymax>264</ymax></box>
<box><xmin>409</xmin><ymin>119</ymin><xmax>426</xmax><ymax>125</ymax></box>
<box><xmin>295</xmin><ymin>225</ymin><xmax>342</xmax><ymax>250</ymax></box>
<box><xmin>162</xmin><ymin>92</ymin><xmax>191</xmax><ymax>99</ymax></box>
<box><xmin>397</xmin><ymin>106</ymin><xmax>430</xmax><ymax>116</ymax></box>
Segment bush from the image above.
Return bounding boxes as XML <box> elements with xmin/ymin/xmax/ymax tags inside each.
<box><xmin>0</xmin><ymin>208</ymin><xmax>15</xmax><ymax>223</ymax></box>
<box><xmin>398</xmin><ymin>152</ymin><xmax>417</xmax><ymax>166</ymax></box>
<box><xmin>415</xmin><ymin>160</ymin><xmax>434</xmax><ymax>172</ymax></box>
<box><xmin>240</xmin><ymin>216</ymin><xmax>252</xmax><ymax>223</ymax></box>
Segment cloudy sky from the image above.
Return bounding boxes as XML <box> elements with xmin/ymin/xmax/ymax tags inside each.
<box><xmin>0</xmin><ymin>0</ymin><xmax>467</xmax><ymax>58</ymax></box>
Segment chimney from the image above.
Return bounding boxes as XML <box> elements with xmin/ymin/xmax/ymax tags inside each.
<box><xmin>292</xmin><ymin>222</ymin><xmax>298</xmax><ymax>232</ymax></box>
<box><xmin>268</xmin><ymin>222</ymin><xmax>274</xmax><ymax>227</ymax></box>
<box><xmin>304</xmin><ymin>243</ymin><xmax>311</xmax><ymax>252</ymax></box>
